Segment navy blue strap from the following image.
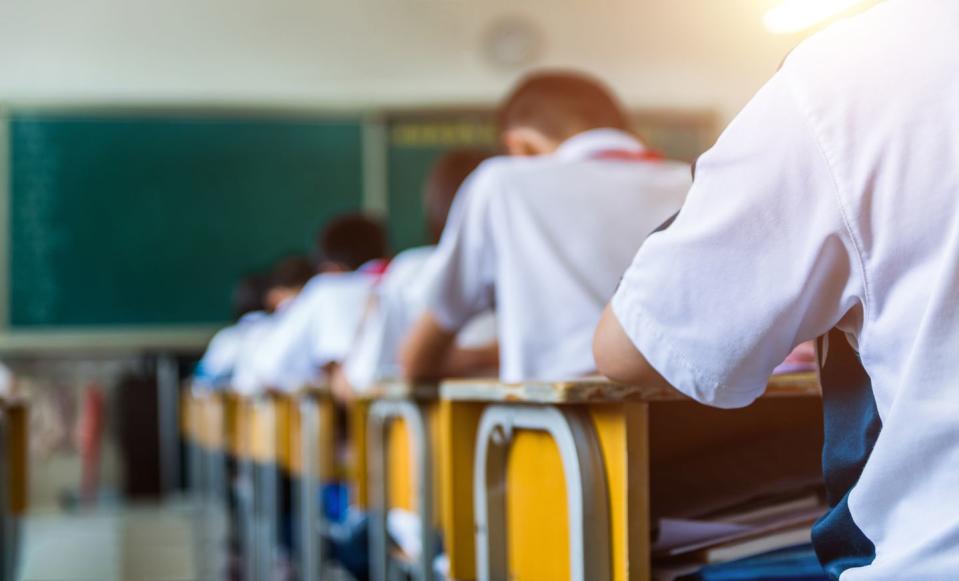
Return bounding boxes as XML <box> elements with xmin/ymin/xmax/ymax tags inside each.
<box><xmin>812</xmin><ymin>329</ymin><xmax>880</xmax><ymax>578</ymax></box>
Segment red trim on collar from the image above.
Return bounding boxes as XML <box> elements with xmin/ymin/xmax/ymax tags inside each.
<box><xmin>593</xmin><ymin>149</ymin><xmax>664</xmax><ymax>162</ymax></box>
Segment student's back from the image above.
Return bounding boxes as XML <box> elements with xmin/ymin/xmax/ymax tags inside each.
<box><xmin>782</xmin><ymin>3</ymin><xmax>959</xmax><ymax>576</ymax></box>
<box><xmin>430</xmin><ymin>131</ymin><xmax>689</xmax><ymax>381</ymax></box>
<box><xmin>194</xmin><ymin>273</ymin><xmax>271</xmax><ymax>390</ymax></box>
<box><xmin>405</xmin><ymin>71</ymin><xmax>690</xmax><ymax>382</ymax></box>
<box><xmin>600</xmin><ymin>2</ymin><xmax>959</xmax><ymax>577</ymax></box>
<box><xmin>343</xmin><ymin>150</ymin><xmax>497</xmax><ymax>392</ymax></box>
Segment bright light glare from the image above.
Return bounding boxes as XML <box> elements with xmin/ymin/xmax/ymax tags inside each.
<box><xmin>764</xmin><ymin>0</ymin><xmax>870</xmax><ymax>34</ymax></box>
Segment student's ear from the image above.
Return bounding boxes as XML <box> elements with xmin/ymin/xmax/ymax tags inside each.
<box><xmin>502</xmin><ymin>127</ymin><xmax>560</xmax><ymax>157</ymax></box>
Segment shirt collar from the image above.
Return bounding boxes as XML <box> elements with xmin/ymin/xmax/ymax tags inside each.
<box><xmin>553</xmin><ymin>128</ymin><xmax>646</xmax><ymax>161</ymax></box>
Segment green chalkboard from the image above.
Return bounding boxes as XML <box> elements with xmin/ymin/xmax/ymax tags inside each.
<box><xmin>386</xmin><ymin>112</ymin><xmax>498</xmax><ymax>251</ymax></box>
<box><xmin>8</xmin><ymin>113</ymin><xmax>364</xmax><ymax>328</ymax></box>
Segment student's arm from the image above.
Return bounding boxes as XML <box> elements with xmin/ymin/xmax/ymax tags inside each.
<box><xmin>401</xmin><ymin>164</ymin><xmax>499</xmax><ymax>381</ymax></box>
<box><xmin>594</xmin><ymin>306</ymin><xmax>670</xmax><ymax>389</ymax></box>
<box><xmin>594</xmin><ymin>70</ymin><xmax>865</xmax><ymax>408</ymax></box>
<box><xmin>401</xmin><ymin>311</ymin><xmax>458</xmax><ymax>381</ymax></box>
<box><xmin>444</xmin><ymin>341</ymin><xmax>499</xmax><ymax>377</ymax></box>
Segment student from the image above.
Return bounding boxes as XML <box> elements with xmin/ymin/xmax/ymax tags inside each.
<box><xmin>246</xmin><ymin>214</ymin><xmax>388</xmax><ymax>393</ymax></box>
<box><xmin>594</xmin><ymin>2</ymin><xmax>959</xmax><ymax>577</ymax></box>
<box><xmin>192</xmin><ymin>273</ymin><xmax>271</xmax><ymax>391</ymax></box>
<box><xmin>231</xmin><ymin>255</ymin><xmax>315</xmax><ymax>396</ymax></box>
<box><xmin>335</xmin><ymin>149</ymin><xmax>497</xmax><ymax>400</ymax></box>
<box><xmin>401</xmin><ymin>70</ymin><xmax>691</xmax><ymax>383</ymax></box>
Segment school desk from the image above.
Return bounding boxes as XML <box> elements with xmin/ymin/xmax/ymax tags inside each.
<box><xmin>195</xmin><ymin>391</ymin><xmax>229</xmax><ymax>501</ymax></box>
<box><xmin>236</xmin><ymin>391</ymin><xmax>288</xmax><ymax>581</ymax></box>
<box><xmin>181</xmin><ymin>390</ymin><xmax>206</xmax><ymax>500</ymax></box>
<box><xmin>356</xmin><ymin>381</ymin><xmax>444</xmax><ymax>581</ymax></box>
<box><xmin>230</xmin><ymin>387</ymin><xmax>339</xmax><ymax>581</ymax></box>
<box><xmin>439</xmin><ymin>373</ymin><xmax>823</xmax><ymax>581</ymax></box>
<box><xmin>280</xmin><ymin>388</ymin><xmax>337</xmax><ymax>581</ymax></box>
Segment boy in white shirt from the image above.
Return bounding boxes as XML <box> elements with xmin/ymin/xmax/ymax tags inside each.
<box><xmin>192</xmin><ymin>273</ymin><xmax>271</xmax><ymax>391</ymax></box>
<box><xmin>336</xmin><ymin>150</ymin><xmax>498</xmax><ymax>400</ymax></box>
<box><xmin>594</xmin><ymin>2</ymin><xmax>959</xmax><ymax>577</ymax></box>
<box><xmin>245</xmin><ymin>214</ymin><xmax>388</xmax><ymax>394</ymax></box>
<box><xmin>230</xmin><ymin>256</ymin><xmax>316</xmax><ymax>396</ymax></box>
<box><xmin>401</xmin><ymin>70</ymin><xmax>690</xmax><ymax>383</ymax></box>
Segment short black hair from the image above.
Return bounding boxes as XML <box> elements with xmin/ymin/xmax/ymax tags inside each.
<box><xmin>424</xmin><ymin>149</ymin><xmax>490</xmax><ymax>243</ymax></box>
<box><xmin>317</xmin><ymin>213</ymin><xmax>388</xmax><ymax>271</ymax></box>
<box><xmin>269</xmin><ymin>255</ymin><xmax>315</xmax><ymax>290</ymax></box>
<box><xmin>232</xmin><ymin>273</ymin><xmax>270</xmax><ymax>320</ymax></box>
<box><xmin>498</xmin><ymin>70</ymin><xmax>629</xmax><ymax>141</ymax></box>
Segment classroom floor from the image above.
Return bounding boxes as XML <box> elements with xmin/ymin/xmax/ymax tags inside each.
<box><xmin>18</xmin><ymin>500</ymin><xmax>226</xmax><ymax>581</ymax></box>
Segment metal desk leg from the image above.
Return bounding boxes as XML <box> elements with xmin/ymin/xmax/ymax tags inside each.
<box><xmin>367</xmin><ymin>400</ymin><xmax>435</xmax><ymax>581</ymax></box>
<box><xmin>189</xmin><ymin>431</ymin><xmax>204</xmax><ymax>504</ymax></box>
<box><xmin>239</xmin><ymin>452</ymin><xmax>257</xmax><ymax>581</ymax></box>
<box><xmin>298</xmin><ymin>397</ymin><xmax>324</xmax><ymax>581</ymax></box>
<box><xmin>253</xmin><ymin>398</ymin><xmax>279</xmax><ymax>581</ymax></box>
<box><xmin>473</xmin><ymin>405</ymin><xmax>611</xmax><ymax>581</ymax></box>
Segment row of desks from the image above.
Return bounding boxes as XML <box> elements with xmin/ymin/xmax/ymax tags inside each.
<box><xmin>182</xmin><ymin>373</ymin><xmax>823</xmax><ymax>580</ymax></box>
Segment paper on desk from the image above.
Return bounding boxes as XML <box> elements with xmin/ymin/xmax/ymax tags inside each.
<box><xmin>388</xmin><ymin>508</ymin><xmax>422</xmax><ymax>560</ymax></box>
<box><xmin>772</xmin><ymin>341</ymin><xmax>817</xmax><ymax>375</ymax></box>
<box><xmin>653</xmin><ymin>518</ymin><xmax>753</xmax><ymax>553</ymax></box>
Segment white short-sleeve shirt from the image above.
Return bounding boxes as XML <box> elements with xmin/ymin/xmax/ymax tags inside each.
<box><xmin>231</xmin><ymin>311</ymin><xmax>282</xmax><ymax>396</ymax></box>
<box><xmin>611</xmin><ymin>1</ymin><xmax>959</xmax><ymax>576</ymax></box>
<box><xmin>344</xmin><ymin>246</ymin><xmax>498</xmax><ymax>391</ymax></box>
<box><xmin>344</xmin><ymin>246</ymin><xmax>436</xmax><ymax>390</ymax></box>
<box><xmin>193</xmin><ymin>311</ymin><xmax>268</xmax><ymax>390</ymax></box>
<box><xmin>427</xmin><ymin>128</ymin><xmax>690</xmax><ymax>382</ymax></box>
<box><xmin>245</xmin><ymin>271</ymin><xmax>376</xmax><ymax>393</ymax></box>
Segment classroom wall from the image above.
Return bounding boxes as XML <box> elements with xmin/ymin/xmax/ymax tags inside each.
<box><xmin>0</xmin><ymin>0</ymin><xmax>833</xmax><ymax>122</ymax></box>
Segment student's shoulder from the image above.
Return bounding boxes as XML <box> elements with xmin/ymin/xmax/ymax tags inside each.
<box><xmin>298</xmin><ymin>272</ymin><xmax>371</xmax><ymax>299</ymax></box>
<box><xmin>461</xmin><ymin>155</ymin><xmax>560</xmax><ymax>205</ymax></box>
<box><xmin>473</xmin><ymin>153</ymin><xmax>559</xmax><ymax>179</ymax></box>
<box><xmin>390</xmin><ymin>245</ymin><xmax>435</xmax><ymax>268</ymax></box>
<box><xmin>647</xmin><ymin>158</ymin><xmax>692</xmax><ymax>181</ymax></box>
<box><xmin>206</xmin><ymin>322</ymin><xmax>244</xmax><ymax>349</ymax></box>
<box><xmin>781</xmin><ymin>0</ymin><xmax>927</xmax><ymax>101</ymax></box>
<box><xmin>385</xmin><ymin>246</ymin><xmax>436</xmax><ymax>278</ymax></box>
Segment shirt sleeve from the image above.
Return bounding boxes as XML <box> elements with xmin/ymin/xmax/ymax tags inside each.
<box><xmin>610</xmin><ymin>71</ymin><xmax>864</xmax><ymax>408</ymax></box>
<box><xmin>425</xmin><ymin>163</ymin><xmax>499</xmax><ymax>331</ymax></box>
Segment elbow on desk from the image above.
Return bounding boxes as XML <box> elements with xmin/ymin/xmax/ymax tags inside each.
<box><xmin>593</xmin><ymin>304</ymin><xmax>668</xmax><ymax>388</ymax></box>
